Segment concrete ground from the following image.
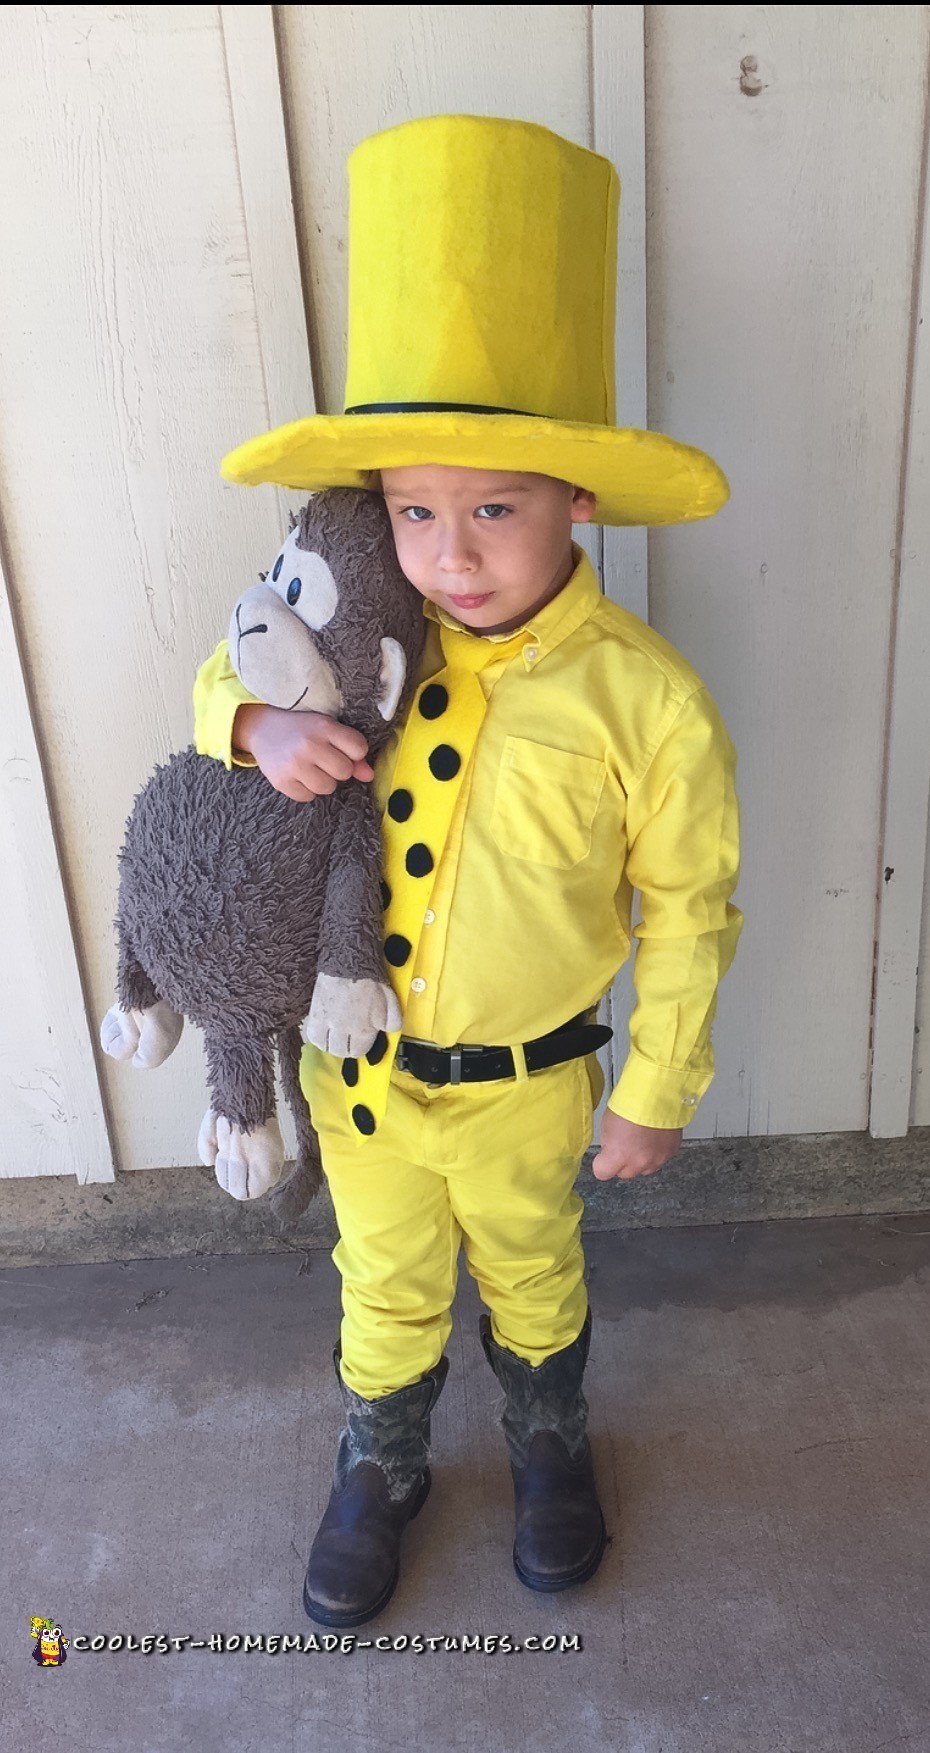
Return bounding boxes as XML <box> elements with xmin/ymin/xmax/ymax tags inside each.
<box><xmin>5</xmin><ymin>1213</ymin><xmax>930</xmax><ymax>1753</ymax></box>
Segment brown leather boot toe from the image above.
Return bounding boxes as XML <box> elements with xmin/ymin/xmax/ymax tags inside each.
<box><xmin>510</xmin><ymin>1430</ymin><xmax>607</xmax><ymax>1591</ymax></box>
<box><xmin>302</xmin><ymin>1461</ymin><xmax>432</xmax><ymax>1628</ymax></box>
<box><xmin>301</xmin><ymin>1349</ymin><xmax>449</xmax><ymax>1630</ymax></box>
<box><xmin>479</xmin><ymin>1309</ymin><xmax>609</xmax><ymax>1592</ymax></box>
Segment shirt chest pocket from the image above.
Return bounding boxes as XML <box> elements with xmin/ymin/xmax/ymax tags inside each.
<box><xmin>489</xmin><ymin>736</ymin><xmax>607</xmax><ymax>868</ymax></box>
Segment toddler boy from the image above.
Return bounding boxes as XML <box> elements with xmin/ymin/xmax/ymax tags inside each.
<box><xmin>194</xmin><ymin>114</ymin><xmax>743</xmax><ymax>1628</ymax></box>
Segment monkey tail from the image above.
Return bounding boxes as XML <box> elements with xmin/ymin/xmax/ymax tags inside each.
<box><xmin>272</xmin><ymin>1025</ymin><xmax>324</xmax><ymax>1225</ymax></box>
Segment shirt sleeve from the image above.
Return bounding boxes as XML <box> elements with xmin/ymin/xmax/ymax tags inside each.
<box><xmin>192</xmin><ymin>639</ymin><xmax>262</xmax><ymax>770</ymax></box>
<box><xmin>607</xmin><ymin>684</ymin><xmax>744</xmax><ymax>1130</ymax></box>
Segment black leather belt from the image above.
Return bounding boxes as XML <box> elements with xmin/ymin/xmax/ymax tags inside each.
<box><xmin>395</xmin><ymin>1009</ymin><xmax>613</xmax><ymax>1087</ymax></box>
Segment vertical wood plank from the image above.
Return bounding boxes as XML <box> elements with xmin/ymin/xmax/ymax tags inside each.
<box><xmin>591</xmin><ymin>5</ymin><xmax>648</xmax><ymax>1120</ymax></box>
<box><xmin>871</xmin><ymin>78</ymin><xmax>930</xmax><ymax>1137</ymax></box>
<box><xmin>592</xmin><ymin>4</ymin><xmax>648</xmax><ymax>618</ymax></box>
<box><xmin>0</xmin><ymin>542</ymin><xmax>113</xmax><ymax>1181</ymax></box>
<box><xmin>220</xmin><ymin>4</ymin><xmax>315</xmax><ymax>427</ymax></box>
<box><xmin>913</xmin><ymin>810</ymin><xmax>930</xmax><ymax>1125</ymax></box>
<box><xmin>275</xmin><ymin>4</ymin><xmax>591</xmax><ymax>410</ymax></box>
<box><xmin>220</xmin><ymin>5</ymin><xmax>316</xmax><ymax>531</ymax></box>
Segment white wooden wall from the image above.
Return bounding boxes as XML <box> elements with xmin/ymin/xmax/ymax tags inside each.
<box><xmin>918</xmin><ymin>806</ymin><xmax>930</xmax><ymax>1123</ymax></box>
<box><xmin>0</xmin><ymin>4</ymin><xmax>308</xmax><ymax>1178</ymax></box>
<box><xmin>1</xmin><ymin>3</ymin><xmax>928</xmax><ymax>1181</ymax></box>
<box><xmin>644</xmin><ymin>5</ymin><xmax>930</xmax><ymax>1138</ymax></box>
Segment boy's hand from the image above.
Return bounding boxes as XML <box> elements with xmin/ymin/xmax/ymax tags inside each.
<box><xmin>590</xmin><ymin>1108</ymin><xmax>683</xmax><ymax>1181</ymax></box>
<box><xmin>233</xmin><ymin>703</ymin><xmax>374</xmax><ymax>803</ymax></box>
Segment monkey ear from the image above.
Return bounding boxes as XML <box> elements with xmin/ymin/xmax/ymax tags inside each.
<box><xmin>376</xmin><ymin>637</ymin><xmax>407</xmax><ymax>722</ymax></box>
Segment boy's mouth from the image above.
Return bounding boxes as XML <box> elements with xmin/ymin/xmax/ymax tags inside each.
<box><xmin>447</xmin><ymin>591</ymin><xmax>494</xmax><ymax>609</ymax></box>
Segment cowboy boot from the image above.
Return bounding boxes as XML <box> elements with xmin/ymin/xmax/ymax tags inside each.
<box><xmin>302</xmin><ymin>1344</ymin><xmax>449</xmax><ymax>1628</ymax></box>
<box><xmin>479</xmin><ymin>1306</ymin><xmax>607</xmax><ymax>1591</ymax></box>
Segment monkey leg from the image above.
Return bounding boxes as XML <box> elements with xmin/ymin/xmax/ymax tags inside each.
<box><xmin>101</xmin><ymin>941</ymin><xmax>184</xmax><ymax>1069</ymax></box>
<box><xmin>199</xmin><ymin>1032</ymin><xmax>286</xmax><ymax>1202</ymax></box>
<box><xmin>116</xmin><ymin>940</ymin><xmax>160</xmax><ymax>1013</ymax></box>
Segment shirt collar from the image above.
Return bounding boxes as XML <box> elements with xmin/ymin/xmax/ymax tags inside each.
<box><xmin>422</xmin><ymin>544</ymin><xmax>601</xmax><ymax>671</ymax></box>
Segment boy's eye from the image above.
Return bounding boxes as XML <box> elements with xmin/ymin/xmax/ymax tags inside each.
<box><xmin>402</xmin><ymin>506</ymin><xmax>433</xmax><ymax>522</ymax></box>
<box><xmin>476</xmin><ymin>504</ymin><xmax>510</xmax><ymax>519</ymax></box>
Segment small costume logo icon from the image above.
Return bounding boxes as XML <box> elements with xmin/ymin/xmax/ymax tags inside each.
<box><xmin>31</xmin><ymin>1616</ymin><xmax>68</xmax><ymax>1666</ymax></box>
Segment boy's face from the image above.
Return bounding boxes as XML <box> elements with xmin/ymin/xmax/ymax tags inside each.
<box><xmin>380</xmin><ymin>465</ymin><xmax>596</xmax><ymax>636</ymax></box>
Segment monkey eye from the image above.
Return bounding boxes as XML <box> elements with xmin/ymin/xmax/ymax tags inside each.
<box><xmin>265</xmin><ymin>529</ymin><xmax>338</xmax><ymax>629</ymax></box>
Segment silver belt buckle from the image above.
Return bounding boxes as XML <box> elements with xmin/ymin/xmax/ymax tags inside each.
<box><xmin>397</xmin><ymin>1033</ymin><xmax>430</xmax><ymax>1075</ymax></box>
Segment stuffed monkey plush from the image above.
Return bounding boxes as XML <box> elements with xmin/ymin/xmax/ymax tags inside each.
<box><xmin>100</xmin><ymin>488</ymin><xmax>425</xmax><ymax>1223</ymax></box>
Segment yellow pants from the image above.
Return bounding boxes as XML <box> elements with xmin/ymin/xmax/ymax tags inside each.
<box><xmin>300</xmin><ymin>1045</ymin><xmax>606</xmax><ymax>1398</ymax></box>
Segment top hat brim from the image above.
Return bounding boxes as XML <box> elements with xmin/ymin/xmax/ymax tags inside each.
<box><xmin>219</xmin><ymin>412</ymin><xmax>728</xmax><ymax>528</ymax></box>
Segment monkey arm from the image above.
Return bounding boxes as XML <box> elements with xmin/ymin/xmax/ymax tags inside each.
<box><xmin>317</xmin><ymin>779</ymin><xmax>387</xmax><ymax>980</ymax></box>
<box><xmin>303</xmin><ymin>779</ymin><xmax>402</xmax><ymax>1058</ymax></box>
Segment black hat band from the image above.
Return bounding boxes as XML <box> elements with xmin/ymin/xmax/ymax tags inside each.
<box><xmin>344</xmin><ymin>400</ymin><xmax>533</xmax><ymax>417</ymax></box>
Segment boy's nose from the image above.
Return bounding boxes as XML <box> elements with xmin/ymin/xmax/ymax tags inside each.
<box><xmin>438</xmin><ymin>537</ymin><xmax>478</xmax><ymax>574</ymax></box>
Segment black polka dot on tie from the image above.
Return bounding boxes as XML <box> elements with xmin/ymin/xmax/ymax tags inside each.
<box><xmin>352</xmin><ymin>1104</ymin><xmax>376</xmax><ymax>1135</ymax></box>
<box><xmin>380</xmin><ymin>880</ymin><xmax>391</xmax><ymax>910</ymax></box>
<box><xmin>341</xmin><ymin>1058</ymin><xmax>359</xmax><ymax>1087</ymax></box>
<box><xmin>418</xmin><ymin>683</ymin><xmax>449</xmax><ymax>720</ymax></box>
<box><xmin>406</xmin><ymin>843</ymin><xmax>434</xmax><ymax>877</ymax></box>
<box><xmin>387</xmin><ymin>789</ymin><xmax>413</xmax><ymax>822</ymax></box>
<box><xmin>367</xmin><ymin>1031</ymin><xmax>388</xmax><ymax>1066</ymax></box>
<box><xmin>429</xmin><ymin>745</ymin><xmax>460</xmax><ymax>781</ymax></box>
<box><xmin>384</xmin><ymin>933</ymin><xmax>412</xmax><ymax>966</ymax></box>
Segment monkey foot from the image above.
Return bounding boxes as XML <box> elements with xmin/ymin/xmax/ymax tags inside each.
<box><xmin>302</xmin><ymin>973</ymin><xmax>403</xmax><ymax>1058</ymax></box>
<box><xmin>100</xmin><ymin>1001</ymin><xmax>184</xmax><ymax>1069</ymax></box>
<box><xmin>198</xmin><ymin>1108</ymin><xmax>287</xmax><ymax>1201</ymax></box>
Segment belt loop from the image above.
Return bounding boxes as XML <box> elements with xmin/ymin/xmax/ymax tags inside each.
<box><xmin>510</xmin><ymin>1042</ymin><xmax>529</xmax><ymax>1083</ymax></box>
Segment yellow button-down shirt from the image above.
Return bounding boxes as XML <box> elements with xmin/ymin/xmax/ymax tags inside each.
<box><xmin>193</xmin><ymin>547</ymin><xmax>743</xmax><ymax>1130</ymax></box>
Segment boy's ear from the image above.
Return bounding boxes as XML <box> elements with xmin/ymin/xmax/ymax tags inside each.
<box><xmin>571</xmin><ymin>486</ymin><xmax>597</xmax><ymax>523</ymax></box>
<box><xmin>377</xmin><ymin>637</ymin><xmax>407</xmax><ymax>721</ymax></box>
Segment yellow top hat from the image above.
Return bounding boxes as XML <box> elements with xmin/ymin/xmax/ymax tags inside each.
<box><xmin>221</xmin><ymin>114</ymin><xmax>728</xmax><ymax>527</ymax></box>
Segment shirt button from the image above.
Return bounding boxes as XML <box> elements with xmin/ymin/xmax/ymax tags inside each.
<box><xmin>424</xmin><ymin>910</ymin><xmax>436</xmax><ymax>925</ymax></box>
<box><xmin>683</xmin><ymin>1095</ymin><xmax>698</xmax><ymax>1106</ymax></box>
<box><xmin>410</xmin><ymin>977</ymin><xmax>427</xmax><ymax>993</ymax></box>
<box><xmin>524</xmin><ymin>644</ymin><xmax>539</xmax><ymax>662</ymax></box>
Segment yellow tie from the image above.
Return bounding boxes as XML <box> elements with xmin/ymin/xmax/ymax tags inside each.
<box><xmin>339</xmin><ymin>619</ymin><xmax>524</xmax><ymax>1139</ymax></box>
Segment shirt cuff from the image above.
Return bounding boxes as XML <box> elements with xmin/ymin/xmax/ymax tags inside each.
<box><xmin>192</xmin><ymin>667</ymin><xmax>258</xmax><ymax>770</ymax></box>
<box><xmin>229</xmin><ymin>735</ymin><xmax>258</xmax><ymax>770</ymax></box>
<box><xmin>606</xmin><ymin>1048</ymin><xmax>714</xmax><ymax>1130</ymax></box>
